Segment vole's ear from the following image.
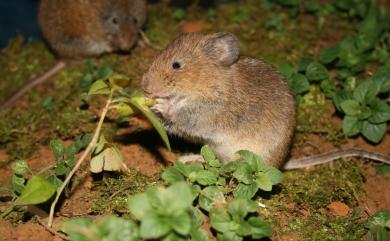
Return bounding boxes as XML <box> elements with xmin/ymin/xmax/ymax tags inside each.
<box><xmin>202</xmin><ymin>32</ymin><xmax>240</xmax><ymax>66</ymax></box>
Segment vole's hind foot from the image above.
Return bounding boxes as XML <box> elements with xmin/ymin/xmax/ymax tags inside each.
<box><xmin>178</xmin><ymin>154</ymin><xmax>205</xmax><ymax>163</ymax></box>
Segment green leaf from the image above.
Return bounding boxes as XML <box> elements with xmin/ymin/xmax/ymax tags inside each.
<box><xmin>233</xmin><ymin>183</ymin><xmax>258</xmax><ymax>199</ymax></box>
<box><xmin>362</xmin><ymin>121</ymin><xmax>386</xmax><ymax>143</ymax></box>
<box><xmin>216</xmin><ymin>232</ymin><xmax>243</xmax><ymax>241</ymax></box>
<box><xmin>342</xmin><ymin>116</ymin><xmax>363</xmax><ymax>136</ymax></box>
<box><xmin>129</xmin><ymin>96</ymin><xmax>171</xmax><ymax>151</ymax></box>
<box><xmin>90</xmin><ymin>144</ymin><xmax>127</xmax><ymax>173</ymax></box>
<box><xmin>297</xmin><ymin>58</ymin><xmax>315</xmax><ymax>72</ymax></box>
<box><xmin>248</xmin><ymin>217</ymin><xmax>272</xmax><ymax>239</ymax></box>
<box><xmin>189</xmin><ymin>206</ymin><xmax>204</xmax><ymax>229</ymax></box>
<box><xmin>128</xmin><ymin>193</ymin><xmax>153</xmax><ymax>220</ymax></box>
<box><xmin>88</xmin><ymin>80</ymin><xmax>110</xmax><ymax>96</ymax></box>
<box><xmin>190</xmin><ymin>229</ymin><xmax>210</xmax><ymax>241</ymax></box>
<box><xmin>61</xmin><ymin>218</ymin><xmax>92</xmax><ymax>241</ymax></box>
<box><xmin>81</xmin><ymin>134</ymin><xmax>92</xmax><ymax>149</ymax></box>
<box><xmin>163</xmin><ymin>233</ymin><xmax>187</xmax><ymax>241</ymax></box>
<box><xmin>333</xmin><ymin>90</ymin><xmax>353</xmax><ymax>112</ymax></box>
<box><xmin>210</xmin><ymin>206</ymin><xmax>231</xmax><ymax>233</ymax></box>
<box><xmin>165</xmin><ymin>182</ymin><xmax>194</xmax><ymax>212</ymax></box>
<box><xmin>162</xmin><ymin>167</ymin><xmax>185</xmax><ymax>184</ymax></box>
<box><xmin>365</xmin><ymin>226</ymin><xmax>390</xmax><ymax>241</ymax></box>
<box><xmin>15</xmin><ymin>176</ymin><xmax>56</xmax><ymax>205</ymax></box>
<box><xmin>368</xmin><ymin>98</ymin><xmax>390</xmax><ymax>124</ymax></box>
<box><xmin>255</xmin><ymin>172</ymin><xmax>273</xmax><ymax>191</ymax></box>
<box><xmin>201</xmin><ymin>145</ymin><xmax>216</xmax><ymax>163</ymax></box>
<box><xmin>55</xmin><ymin>163</ymin><xmax>69</xmax><ymax>176</ymax></box>
<box><xmin>289</xmin><ymin>73</ymin><xmax>310</xmax><ymax>95</ymax></box>
<box><xmin>340</xmin><ymin>100</ymin><xmax>361</xmax><ymax>116</ymax></box>
<box><xmin>353</xmin><ymin>80</ymin><xmax>378</xmax><ymax>104</ymax></box>
<box><xmin>195</xmin><ymin>170</ymin><xmax>218</xmax><ymax>186</ymax></box>
<box><xmin>278</xmin><ymin>63</ymin><xmax>296</xmax><ymax>79</ymax></box>
<box><xmin>11</xmin><ymin>160</ymin><xmax>29</xmax><ymax>176</ymax></box>
<box><xmin>306</xmin><ymin>62</ymin><xmax>329</xmax><ymax>81</ymax></box>
<box><xmin>140</xmin><ymin>213</ymin><xmax>171</xmax><ymax>239</ymax></box>
<box><xmin>366</xmin><ymin>209</ymin><xmax>390</xmax><ymax>229</ymax></box>
<box><xmin>12</xmin><ymin>175</ymin><xmax>25</xmax><ymax>194</ymax></box>
<box><xmin>376</xmin><ymin>165</ymin><xmax>390</xmax><ymax>176</ymax></box>
<box><xmin>170</xmin><ymin>212</ymin><xmax>192</xmax><ymax>236</ymax></box>
<box><xmin>237</xmin><ymin>150</ymin><xmax>264</xmax><ymax>172</ymax></box>
<box><xmin>236</xmin><ymin>221</ymin><xmax>252</xmax><ymax>236</ymax></box>
<box><xmin>47</xmin><ymin>175</ymin><xmax>64</xmax><ymax>189</ymax></box>
<box><xmin>94</xmin><ymin>216</ymin><xmax>139</xmax><ymax>241</ymax></box>
<box><xmin>320</xmin><ymin>45</ymin><xmax>340</xmax><ymax>64</ymax></box>
<box><xmin>199</xmin><ymin>186</ymin><xmax>225</xmax><ymax>212</ymax></box>
<box><xmin>228</xmin><ymin>199</ymin><xmax>258</xmax><ymax>219</ymax></box>
<box><xmin>233</xmin><ymin>163</ymin><xmax>253</xmax><ymax>185</ymax></box>
<box><xmin>263</xmin><ymin>166</ymin><xmax>284</xmax><ymax>185</ymax></box>
<box><xmin>220</xmin><ymin>161</ymin><xmax>239</xmax><ymax>173</ymax></box>
<box><xmin>50</xmin><ymin>139</ymin><xmax>65</xmax><ymax>160</ymax></box>
<box><xmin>371</xmin><ymin>67</ymin><xmax>390</xmax><ymax>93</ymax></box>
<box><xmin>111</xmin><ymin>103</ymin><xmax>135</xmax><ymax>117</ymax></box>
<box><xmin>66</xmin><ymin>144</ymin><xmax>77</xmax><ymax>161</ymax></box>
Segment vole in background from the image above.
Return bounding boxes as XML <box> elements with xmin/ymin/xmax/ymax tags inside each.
<box><xmin>0</xmin><ymin>0</ymin><xmax>147</xmax><ymax>109</ymax></box>
<box><xmin>142</xmin><ymin>32</ymin><xmax>390</xmax><ymax>169</ymax></box>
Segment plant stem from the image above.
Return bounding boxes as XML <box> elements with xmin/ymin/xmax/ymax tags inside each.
<box><xmin>48</xmin><ymin>93</ymin><xmax>113</xmax><ymax>227</ymax></box>
<box><xmin>0</xmin><ymin>205</ymin><xmax>15</xmax><ymax>219</ymax></box>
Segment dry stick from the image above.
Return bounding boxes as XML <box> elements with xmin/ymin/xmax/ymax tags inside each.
<box><xmin>139</xmin><ymin>30</ymin><xmax>163</xmax><ymax>50</ymax></box>
<box><xmin>36</xmin><ymin>216</ymin><xmax>71</xmax><ymax>241</ymax></box>
<box><xmin>48</xmin><ymin>93</ymin><xmax>113</xmax><ymax>227</ymax></box>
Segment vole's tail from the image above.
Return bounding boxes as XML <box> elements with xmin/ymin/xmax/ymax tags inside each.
<box><xmin>283</xmin><ymin>148</ymin><xmax>390</xmax><ymax>170</ymax></box>
<box><xmin>0</xmin><ymin>60</ymin><xmax>66</xmax><ymax>110</ymax></box>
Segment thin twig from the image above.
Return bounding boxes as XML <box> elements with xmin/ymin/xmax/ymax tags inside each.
<box><xmin>36</xmin><ymin>216</ymin><xmax>71</xmax><ymax>241</ymax></box>
<box><xmin>139</xmin><ymin>30</ymin><xmax>163</xmax><ymax>50</ymax></box>
<box><xmin>48</xmin><ymin>92</ymin><xmax>113</xmax><ymax>227</ymax></box>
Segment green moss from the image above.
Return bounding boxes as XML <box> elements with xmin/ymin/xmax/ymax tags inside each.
<box><xmin>91</xmin><ymin>169</ymin><xmax>161</xmax><ymax>214</ymax></box>
<box><xmin>260</xmin><ymin>159</ymin><xmax>366</xmax><ymax>240</ymax></box>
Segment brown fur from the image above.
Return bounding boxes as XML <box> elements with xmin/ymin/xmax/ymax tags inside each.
<box><xmin>38</xmin><ymin>0</ymin><xmax>147</xmax><ymax>59</ymax></box>
<box><xmin>142</xmin><ymin>32</ymin><xmax>296</xmax><ymax>168</ymax></box>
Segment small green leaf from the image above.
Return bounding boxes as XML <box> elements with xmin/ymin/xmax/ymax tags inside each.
<box><xmin>255</xmin><ymin>172</ymin><xmax>273</xmax><ymax>191</ymax></box>
<box><xmin>199</xmin><ymin>186</ymin><xmax>225</xmax><ymax>211</ymax></box>
<box><xmin>209</xmin><ymin>206</ymin><xmax>231</xmax><ymax>233</ymax></box>
<box><xmin>111</xmin><ymin>103</ymin><xmax>135</xmax><ymax>117</ymax></box>
<box><xmin>195</xmin><ymin>170</ymin><xmax>218</xmax><ymax>186</ymax></box>
<box><xmin>11</xmin><ymin>160</ymin><xmax>29</xmax><ymax>176</ymax></box>
<box><xmin>306</xmin><ymin>62</ymin><xmax>329</xmax><ymax>81</ymax></box>
<box><xmin>220</xmin><ymin>161</ymin><xmax>239</xmax><ymax>173</ymax></box>
<box><xmin>365</xmin><ymin>226</ymin><xmax>390</xmax><ymax>241</ymax></box>
<box><xmin>368</xmin><ymin>98</ymin><xmax>390</xmax><ymax>124</ymax></box>
<box><xmin>201</xmin><ymin>145</ymin><xmax>217</xmax><ymax>163</ymax></box>
<box><xmin>140</xmin><ymin>213</ymin><xmax>171</xmax><ymax>239</ymax></box>
<box><xmin>248</xmin><ymin>217</ymin><xmax>272</xmax><ymax>239</ymax></box>
<box><xmin>233</xmin><ymin>183</ymin><xmax>258</xmax><ymax>199</ymax></box>
<box><xmin>353</xmin><ymin>80</ymin><xmax>378</xmax><ymax>104</ymax></box>
<box><xmin>362</xmin><ymin>121</ymin><xmax>386</xmax><ymax>143</ymax></box>
<box><xmin>50</xmin><ymin>139</ymin><xmax>65</xmax><ymax>160</ymax></box>
<box><xmin>278</xmin><ymin>63</ymin><xmax>296</xmax><ymax>79</ymax></box>
<box><xmin>342</xmin><ymin>116</ymin><xmax>363</xmax><ymax>136</ymax></box>
<box><xmin>94</xmin><ymin>215</ymin><xmax>139</xmax><ymax>241</ymax></box>
<box><xmin>228</xmin><ymin>199</ymin><xmax>258</xmax><ymax>219</ymax></box>
<box><xmin>340</xmin><ymin>100</ymin><xmax>361</xmax><ymax>116</ymax></box>
<box><xmin>297</xmin><ymin>57</ymin><xmax>315</xmax><ymax>72</ymax></box>
<box><xmin>216</xmin><ymin>232</ymin><xmax>243</xmax><ymax>241</ymax></box>
<box><xmin>15</xmin><ymin>176</ymin><xmax>56</xmax><ymax>205</ymax></box>
<box><xmin>376</xmin><ymin>165</ymin><xmax>390</xmax><ymax>176</ymax></box>
<box><xmin>61</xmin><ymin>218</ymin><xmax>92</xmax><ymax>241</ymax></box>
<box><xmin>233</xmin><ymin>163</ymin><xmax>253</xmax><ymax>185</ymax></box>
<box><xmin>97</xmin><ymin>66</ymin><xmax>113</xmax><ymax>79</ymax></box>
<box><xmin>371</xmin><ymin>67</ymin><xmax>390</xmax><ymax>93</ymax></box>
<box><xmin>128</xmin><ymin>193</ymin><xmax>153</xmax><ymax>220</ymax></box>
<box><xmin>263</xmin><ymin>166</ymin><xmax>283</xmax><ymax>185</ymax></box>
<box><xmin>47</xmin><ymin>175</ymin><xmax>64</xmax><ymax>189</ymax></box>
<box><xmin>237</xmin><ymin>150</ymin><xmax>264</xmax><ymax>172</ymax></box>
<box><xmin>66</xmin><ymin>144</ymin><xmax>77</xmax><ymax>161</ymax></box>
<box><xmin>55</xmin><ymin>163</ymin><xmax>69</xmax><ymax>176</ymax></box>
<box><xmin>289</xmin><ymin>73</ymin><xmax>310</xmax><ymax>95</ymax></box>
<box><xmin>366</xmin><ymin>209</ymin><xmax>390</xmax><ymax>229</ymax></box>
<box><xmin>12</xmin><ymin>175</ymin><xmax>25</xmax><ymax>194</ymax></box>
<box><xmin>162</xmin><ymin>167</ymin><xmax>185</xmax><ymax>184</ymax></box>
<box><xmin>320</xmin><ymin>45</ymin><xmax>340</xmax><ymax>64</ymax></box>
<box><xmin>129</xmin><ymin>96</ymin><xmax>171</xmax><ymax>151</ymax></box>
<box><xmin>88</xmin><ymin>80</ymin><xmax>110</xmax><ymax>96</ymax></box>
<box><xmin>90</xmin><ymin>144</ymin><xmax>127</xmax><ymax>173</ymax></box>
<box><xmin>170</xmin><ymin>212</ymin><xmax>191</xmax><ymax>235</ymax></box>
<box><xmin>189</xmin><ymin>206</ymin><xmax>204</xmax><ymax>229</ymax></box>
<box><xmin>190</xmin><ymin>229</ymin><xmax>210</xmax><ymax>241</ymax></box>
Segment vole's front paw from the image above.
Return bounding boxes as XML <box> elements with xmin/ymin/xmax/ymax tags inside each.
<box><xmin>178</xmin><ymin>154</ymin><xmax>205</xmax><ymax>163</ymax></box>
<box><xmin>151</xmin><ymin>98</ymin><xmax>172</xmax><ymax>119</ymax></box>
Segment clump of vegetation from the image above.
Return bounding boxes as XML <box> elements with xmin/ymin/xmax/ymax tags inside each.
<box><xmin>62</xmin><ymin>146</ymin><xmax>283</xmax><ymax>241</ymax></box>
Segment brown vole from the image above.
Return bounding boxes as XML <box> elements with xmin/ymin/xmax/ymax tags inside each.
<box><xmin>142</xmin><ymin>32</ymin><xmax>296</xmax><ymax>168</ymax></box>
<box><xmin>142</xmin><ymin>32</ymin><xmax>390</xmax><ymax>169</ymax></box>
<box><xmin>0</xmin><ymin>0</ymin><xmax>147</xmax><ymax>109</ymax></box>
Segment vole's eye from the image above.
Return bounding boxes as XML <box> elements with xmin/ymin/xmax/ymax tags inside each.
<box><xmin>172</xmin><ymin>61</ymin><xmax>181</xmax><ymax>69</ymax></box>
<box><xmin>112</xmin><ymin>17</ymin><xmax>118</xmax><ymax>25</ymax></box>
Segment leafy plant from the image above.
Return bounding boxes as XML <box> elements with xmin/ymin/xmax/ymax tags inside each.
<box><xmin>365</xmin><ymin>209</ymin><xmax>390</xmax><ymax>241</ymax></box>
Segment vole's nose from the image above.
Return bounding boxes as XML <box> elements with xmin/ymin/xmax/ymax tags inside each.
<box><xmin>141</xmin><ymin>76</ymin><xmax>152</xmax><ymax>94</ymax></box>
